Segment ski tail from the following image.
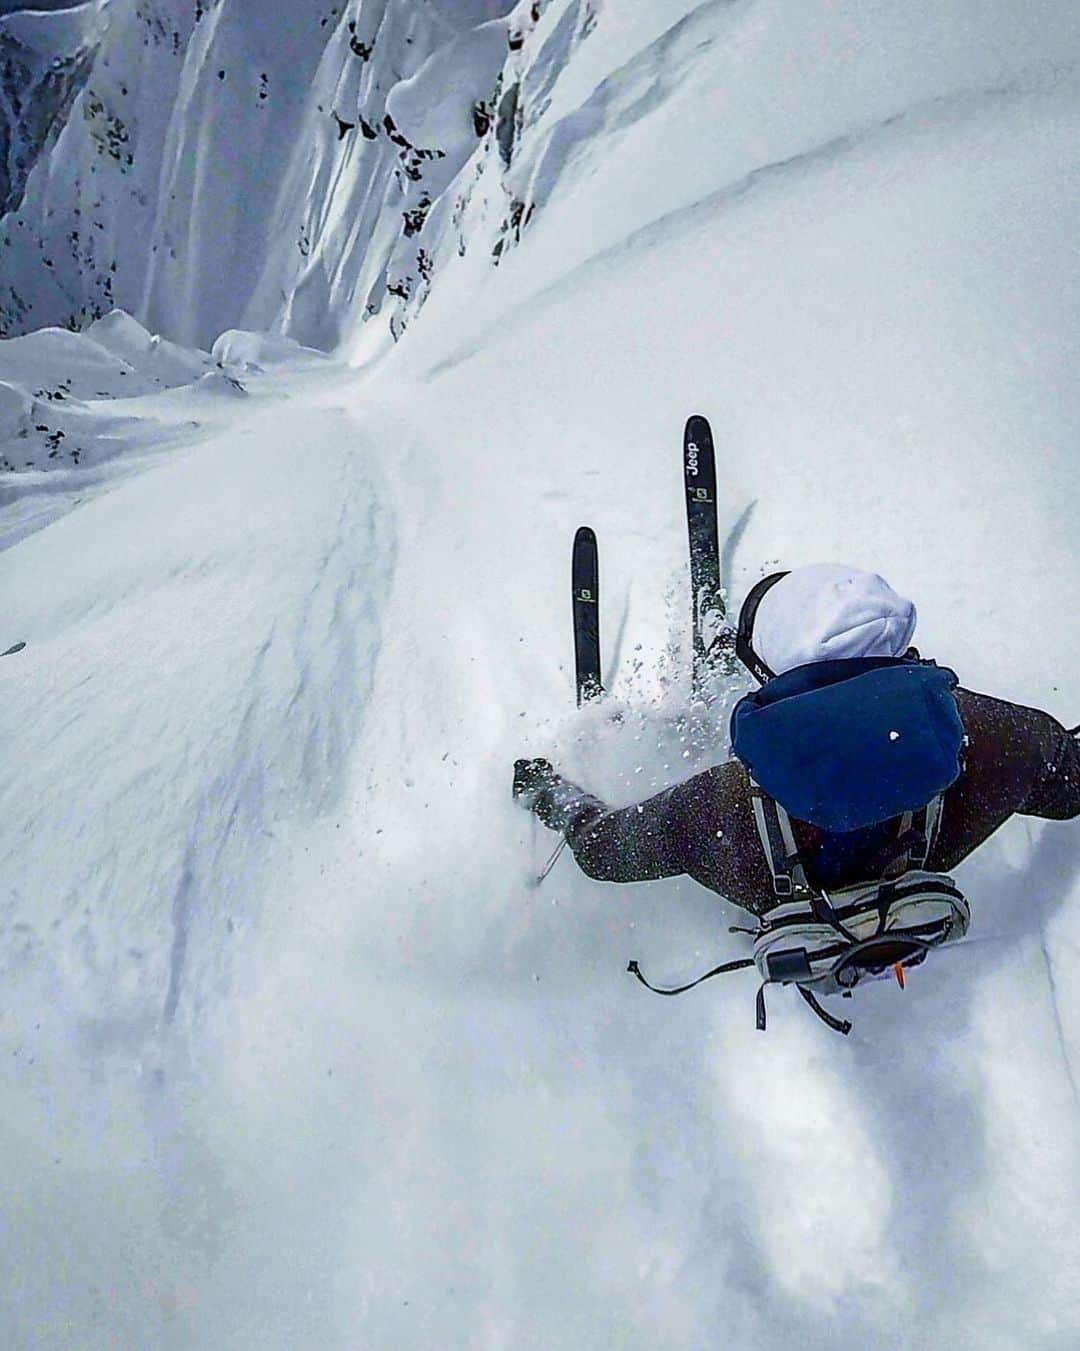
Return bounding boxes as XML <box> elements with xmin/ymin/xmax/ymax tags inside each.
<box><xmin>572</xmin><ymin>525</ymin><xmax>602</xmax><ymax>705</ymax></box>
<box><xmin>683</xmin><ymin>415</ymin><xmax>733</xmax><ymax>691</ymax></box>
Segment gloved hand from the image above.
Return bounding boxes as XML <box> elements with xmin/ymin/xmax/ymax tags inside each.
<box><xmin>512</xmin><ymin>757</ymin><xmax>556</xmax><ymax>809</ymax></box>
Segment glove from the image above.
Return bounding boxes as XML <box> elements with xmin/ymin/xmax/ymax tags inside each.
<box><xmin>512</xmin><ymin>757</ymin><xmax>556</xmax><ymax>809</ymax></box>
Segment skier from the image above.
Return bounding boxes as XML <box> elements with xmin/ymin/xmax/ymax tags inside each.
<box><xmin>513</xmin><ymin>564</ymin><xmax>1080</xmax><ymax>1026</ymax></box>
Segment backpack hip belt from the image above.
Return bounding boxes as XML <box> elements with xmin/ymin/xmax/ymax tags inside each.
<box><xmin>748</xmin><ymin>785</ymin><xmax>969</xmax><ymax>1030</ymax></box>
<box><xmin>624</xmin><ymin>775</ymin><xmax>969</xmax><ymax>1035</ymax></box>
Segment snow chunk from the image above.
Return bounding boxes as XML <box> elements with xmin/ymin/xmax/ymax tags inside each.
<box><xmin>87</xmin><ymin>310</ymin><xmax>212</xmax><ymax>388</ymax></box>
<box><xmin>0</xmin><ymin>311</ymin><xmax>212</xmax><ymax>401</ymax></box>
<box><xmin>212</xmin><ymin>329</ymin><xmax>330</xmax><ymax>375</ymax></box>
<box><xmin>385</xmin><ymin>19</ymin><xmax>509</xmax><ymax>155</ymax></box>
<box><xmin>0</xmin><ymin>310</ymin><xmax>215</xmax><ymax>473</ymax></box>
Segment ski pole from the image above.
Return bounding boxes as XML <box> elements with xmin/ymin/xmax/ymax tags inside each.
<box><xmin>533</xmin><ymin>837</ymin><xmax>568</xmax><ymax>888</ymax></box>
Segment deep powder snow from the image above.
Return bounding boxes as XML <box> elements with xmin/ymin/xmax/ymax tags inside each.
<box><xmin>2</xmin><ymin>2</ymin><xmax>1080</xmax><ymax>1347</ymax></box>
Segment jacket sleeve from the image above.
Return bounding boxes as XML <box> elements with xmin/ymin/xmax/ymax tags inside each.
<box><xmin>933</xmin><ymin>691</ymin><xmax>1080</xmax><ymax>872</ymax></box>
<box><xmin>1015</xmin><ymin>712</ymin><xmax>1080</xmax><ymax>819</ymax></box>
<box><xmin>531</xmin><ymin>773</ymin><xmax>696</xmax><ymax>883</ymax></box>
<box><xmin>952</xmin><ymin>689</ymin><xmax>1080</xmax><ymax>820</ymax></box>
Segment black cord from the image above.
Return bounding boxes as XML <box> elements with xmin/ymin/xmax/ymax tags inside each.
<box><xmin>626</xmin><ymin>957</ymin><xmax>755</xmax><ymax>996</ymax></box>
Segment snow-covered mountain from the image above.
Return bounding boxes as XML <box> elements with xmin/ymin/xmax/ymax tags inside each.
<box><xmin>1</xmin><ymin>0</ymin><xmax>528</xmax><ymax>348</ymax></box>
<box><xmin>3</xmin><ymin>2</ymin><xmax>1080</xmax><ymax>1348</ymax></box>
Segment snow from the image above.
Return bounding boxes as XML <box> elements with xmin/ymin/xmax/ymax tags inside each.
<box><xmin>385</xmin><ymin>18</ymin><xmax>509</xmax><ymax>156</ymax></box>
<box><xmin>0</xmin><ymin>2</ymin><xmax>110</xmax><ymax>56</ymax></box>
<box><xmin>0</xmin><ymin>0</ymin><xmax>523</xmax><ymax>348</ymax></box>
<box><xmin>2</xmin><ymin>0</ymin><xmax>1080</xmax><ymax>1346</ymax></box>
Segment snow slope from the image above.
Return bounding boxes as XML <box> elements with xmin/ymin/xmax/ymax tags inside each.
<box><xmin>3</xmin><ymin>1</ymin><xmax>1080</xmax><ymax>1347</ymax></box>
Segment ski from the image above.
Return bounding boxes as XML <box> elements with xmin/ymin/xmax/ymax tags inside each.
<box><xmin>683</xmin><ymin>414</ymin><xmax>728</xmax><ymax>692</ymax></box>
<box><xmin>532</xmin><ymin>526</ymin><xmax>600</xmax><ymax>887</ymax></box>
<box><xmin>572</xmin><ymin>524</ymin><xmax>602</xmax><ymax>704</ymax></box>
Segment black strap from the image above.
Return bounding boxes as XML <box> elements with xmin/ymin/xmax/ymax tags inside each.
<box><xmin>627</xmin><ymin>957</ymin><xmax>755</xmax><ymax>996</ymax></box>
<box><xmin>877</xmin><ymin>828</ymin><xmax>924</xmax><ymax>881</ymax></box>
<box><xmin>735</xmin><ymin>571</ymin><xmax>789</xmax><ymax>683</ymax></box>
<box><xmin>751</xmin><ymin>787</ymin><xmax>813</xmax><ymax>900</ymax></box>
<box><xmin>809</xmin><ymin>890</ymin><xmax>859</xmax><ymax>943</ymax></box>
<box><xmin>630</xmin><ymin>959</ymin><xmax>854</xmax><ymax>1035</ymax></box>
<box><xmin>756</xmin><ymin>981</ymin><xmax>852</xmax><ymax>1034</ymax></box>
<box><xmin>750</xmin><ymin>789</ymin><xmax>791</xmax><ymax>897</ymax></box>
<box><xmin>797</xmin><ymin>985</ymin><xmax>852</xmax><ymax>1035</ymax></box>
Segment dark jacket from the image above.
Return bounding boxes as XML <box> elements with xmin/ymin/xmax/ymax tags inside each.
<box><xmin>530</xmin><ymin>688</ymin><xmax>1080</xmax><ymax>916</ymax></box>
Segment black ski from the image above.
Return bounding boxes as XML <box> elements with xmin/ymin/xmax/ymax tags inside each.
<box><xmin>683</xmin><ymin>415</ymin><xmax>728</xmax><ymax>691</ymax></box>
<box><xmin>533</xmin><ymin>526</ymin><xmax>600</xmax><ymax>887</ymax></box>
<box><xmin>572</xmin><ymin>525</ymin><xmax>602</xmax><ymax>704</ymax></box>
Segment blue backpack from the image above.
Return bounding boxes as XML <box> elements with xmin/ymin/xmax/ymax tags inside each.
<box><xmin>726</xmin><ymin>654</ymin><xmax>968</xmax><ymax>1031</ymax></box>
<box><xmin>628</xmin><ymin>655</ymin><xmax>969</xmax><ymax>1033</ymax></box>
<box><xmin>730</xmin><ymin>655</ymin><xmax>964</xmax><ymax>834</ymax></box>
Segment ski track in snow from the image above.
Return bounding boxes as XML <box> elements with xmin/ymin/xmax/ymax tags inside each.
<box><xmin>0</xmin><ymin>391</ymin><xmax>394</xmax><ymax>1061</ymax></box>
<box><xmin>1038</xmin><ymin>925</ymin><xmax>1080</xmax><ymax>1109</ymax></box>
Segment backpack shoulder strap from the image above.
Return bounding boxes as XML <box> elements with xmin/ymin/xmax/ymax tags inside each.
<box><xmin>749</xmin><ymin>780</ymin><xmax>814</xmax><ymax>901</ymax></box>
<box><xmin>882</xmin><ymin>796</ymin><xmax>944</xmax><ymax>878</ymax></box>
<box><xmin>923</xmin><ymin>794</ymin><xmax>944</xmax><ymax>857</ymax></box>
<box><xmin>752</xmin><ymin>779</ymin><xmax>945</xmax><ymax>895</ymax></box>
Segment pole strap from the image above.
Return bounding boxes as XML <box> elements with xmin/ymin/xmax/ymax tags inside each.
<box><xmin>534</xmin><ymin>836</ymin><xmax>568</xmax><ymax>886</ymax></box>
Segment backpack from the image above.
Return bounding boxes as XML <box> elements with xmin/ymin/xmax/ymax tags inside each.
<box><xmin>742</xmin><ymin>787</ymin><xmax>969</xmax><ymax>1032</ymax></box>
<box><xmin>628</xmin><ymin>655</ymin><xmax>970</xmax><ymax>1034</ymax></box>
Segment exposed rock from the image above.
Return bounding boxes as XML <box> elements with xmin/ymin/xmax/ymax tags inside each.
<box><xmin>495</xmin><ymin>80</ymin><xmax>518</xmax><ymax>168</ymax></box>
<box><xmin>0</xmin><ymin>26</ymin><xmax>99</xmax><ymax>216</ymax></box>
